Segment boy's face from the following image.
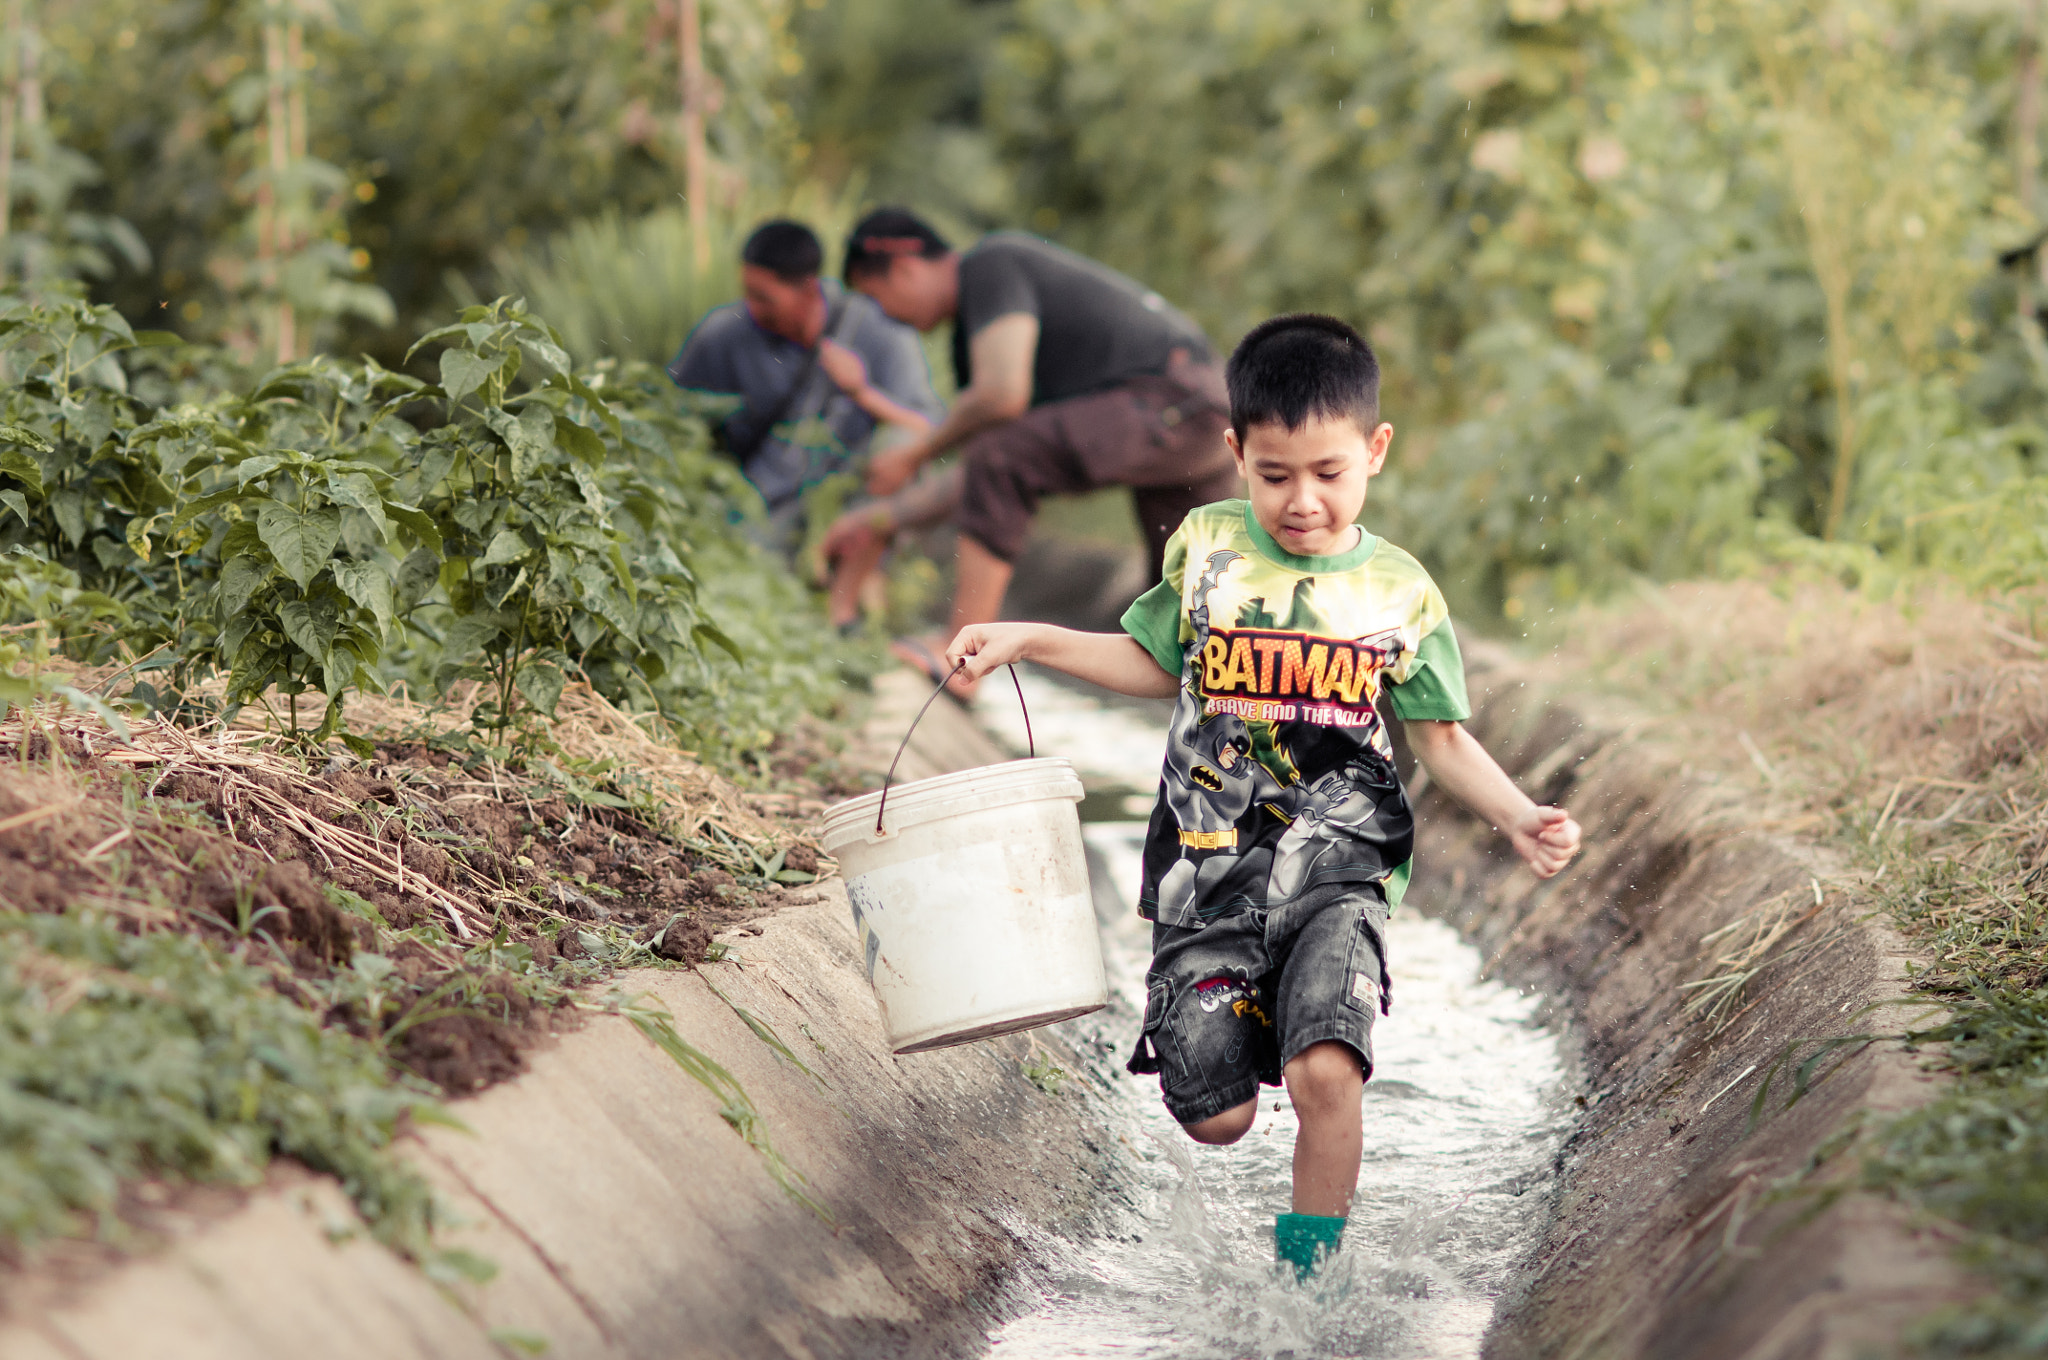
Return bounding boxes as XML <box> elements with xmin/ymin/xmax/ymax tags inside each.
<box><xmin>1226</xmin><ymin>415</ymin><xmax>1393</xmax><ymax>557</ymax></box>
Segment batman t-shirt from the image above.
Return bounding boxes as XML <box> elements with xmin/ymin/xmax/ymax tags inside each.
<box><xmin>1119</xmin><ymin>500</ymin><xmax>1469</xmax><ymax>928</ymax></box>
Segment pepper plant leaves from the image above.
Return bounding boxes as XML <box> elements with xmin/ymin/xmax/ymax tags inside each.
<box><xmin>479</xmin><ymin>529</ymin><xmax>530</xmax><ymax>568</ymax></box>
<box><xmin>234</xmin><ymin>454</ymin><xmax>288</xmax><ymax>487</ymax></box>
<box><xmin>485</xmin><ymin>405</ymin><xmax>555</xmax><ymax>479</ymax></box>
<box><xmin>693</xmin><ymin>621</ymin><xmax>744</xmax><ymax>663</ymax></box>
<box><xmin>257</xmin><ymin>503</ymin><xmax>343</xmax><ymax>591</ymax></box>
<box><xmin>331</xmin><ymin>560</ymin><xmax>395</xmax><ymax>635</ymax></box>
<box><xmin>47</xmin><ymin>491</ymin><xmax>92</xmax><ymax>549</ymax></box>
<box><xmin>557</xmin><ymin>419</ymin><xmax>606</xmax><ymax>467</ymax></box>
<box><xmin>381</xmin><ymin>503</ymin><xmax>442</xmax><ymax>557</ymax></box>
<box><xmin>439</xmin><ymin>349</ymin><xmax>497</xmax><ymax>405</ymax></box>
<box><xmin>218</xmin><ymin>555</ymin><xmax>272</xmax><ymax>619</ymax></box>
<box><xmin>0</xmin><ymin>446</ymin><xmax>45</xmax><ymax>496</ymax></box>
<box><xmin>277</xmin><ymin>598</ymin><xmax>340</xmax><ymax>669</ymax></box>
<box><xmin>393</xmin><ymin>546</ymin><xmax>440</xmax><ymax>612</ymax></box>
<box><xmin>514</xmin><ymin>659</ymin><xmax>566</xmax><ymax>718</ymax></box>
<box><xmin>440</xmin><ymin>609</ymin><xmax>511</xmax><ymax>659</ymax></box>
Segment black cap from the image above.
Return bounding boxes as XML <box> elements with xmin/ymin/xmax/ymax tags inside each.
<box><xmin>843</xmin><ymin>208</ymin><xmax>951</xmax><ymax>281</ymax></box>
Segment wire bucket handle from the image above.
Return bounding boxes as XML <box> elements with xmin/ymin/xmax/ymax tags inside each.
<box><xmin>875</xmin><ymin>661</ymin><xmax>1035</xmax><ymax>835</ymax></box>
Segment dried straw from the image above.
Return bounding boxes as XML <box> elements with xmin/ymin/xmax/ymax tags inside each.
<box><xmin>185</xmin><ymin>673</ymin><xmax>795</xmax><ymax>854</ymax></box>
<box><xmin>0</xmin><ymin>704</ymin><xmax>496</xmax><ymax>939</ymax></box>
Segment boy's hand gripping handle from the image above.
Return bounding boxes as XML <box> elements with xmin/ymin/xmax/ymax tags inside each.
<box><xmin>874</xmin><ymin>661</ymin><xmax>1034</xmax><ymax>835</ymax></box>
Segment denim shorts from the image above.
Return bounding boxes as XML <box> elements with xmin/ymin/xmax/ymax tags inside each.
<box><xmin>1127</xmin><ymin>880</ymin><xmax>1390</xmax><ymax>1126</ymax></box>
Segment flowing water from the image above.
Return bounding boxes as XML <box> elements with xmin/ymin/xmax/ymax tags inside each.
<box><xmin>974</xmin><ymin>672</ymin><xmax>1581</xmax><ymax>1360</ymax></box>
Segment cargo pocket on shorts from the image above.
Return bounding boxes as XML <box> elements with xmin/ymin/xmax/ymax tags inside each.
<box><xmin>1126</xmin><ymin>977</ymin><xmax>1170</xmax><ymax>1076</ymax></box>
<box><xmin>1348</xmin><ymin>896</ymin><xmax>1392</xmax><ymax>1016</ymax></box>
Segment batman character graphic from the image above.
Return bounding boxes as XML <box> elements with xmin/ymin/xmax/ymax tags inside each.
<box><xmin>1144</xmin><ymin>549</ymin><xmax>1296</xmax><ymax>925</ymax></box>
<box><xmin>1263</xmin><ymin>625</ymin><xmax>1415</xmax><ymax>902</ymax></box>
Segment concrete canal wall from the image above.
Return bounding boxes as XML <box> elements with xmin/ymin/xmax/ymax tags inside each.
<box><xmin>1416</xmin><ymin>647</ymin><xmax>1966</xmax><ymax>1360</ymax></box>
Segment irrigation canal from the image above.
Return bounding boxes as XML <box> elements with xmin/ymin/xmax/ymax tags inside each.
<box><xmin>973</xmin><ymin>672</ymin><xmax>1583</xmax><ymax>1360</ymax></box>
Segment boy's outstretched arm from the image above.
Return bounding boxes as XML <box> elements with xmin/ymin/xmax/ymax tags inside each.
<box><xmin>945</xmin><ymin>624</ymin><xmax>1181</xmax><ymax>699</ymax></box>
<box><xmin>1404</xmin><ymin>720</ymin><xmax>1581</xmax><ymax>878</ymax></box>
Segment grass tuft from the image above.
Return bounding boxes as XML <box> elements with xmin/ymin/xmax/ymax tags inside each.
<box><xmin>0</xmin><ymin>909</ymin><xmax>440</xmax><ymax>1257</ymax></box>
<box><xmin>1544</xmin><ymin>576</ymin><xmax>2048</xmax><ymax>1353</ymax></box>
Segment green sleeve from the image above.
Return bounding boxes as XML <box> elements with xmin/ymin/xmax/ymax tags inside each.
<box><xmin>1385</xmin><ymin>619</ymin><xmax>1470</xmax><ymax>721</ymax></box>
<box><xmin>1119</xmin><ymin>577</ymin><xmax>1187</xmax><ymax>680</ymax></box>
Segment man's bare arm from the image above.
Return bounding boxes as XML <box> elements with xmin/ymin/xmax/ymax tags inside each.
<box><xmin>946</xmin><ymin>622</ymin><xmax>1180</xmax><ymax>699</ymax></box>
<box><xmin>817</xmin><ymin>339</ymin><xmax>935</xmax><ymax>433</ymax></box>
<box><xmin>867</xmin><ymin>313</ymin><xmax>1038</xmax><ymax>494</ymax></box>
<box><xmin>1404</xmin><ymin>719</ymin><xmax>1581</xmax><ymax>878</ymax></box>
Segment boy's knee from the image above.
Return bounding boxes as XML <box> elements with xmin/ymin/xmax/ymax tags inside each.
<box><xmin>1183</xmin><ymin>1099</ymin><xmax>1257</xmax><ymax>1145</ymax></box>
<box><xmin>1283</xmin><ymin>1041</ymin><xmax>1365</xmax><ymax>1115</ymax></box>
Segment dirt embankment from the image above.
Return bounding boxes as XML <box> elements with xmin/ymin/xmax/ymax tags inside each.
<box><xmin>1</xmin><ymin>674</ymin><xmax>1122</xmax><ymax>1360</ymax></box>
<box><xmin>1410</xmin><ymin>644</ymin><xmax>1970</xmax><ymax>1360</ymax></box>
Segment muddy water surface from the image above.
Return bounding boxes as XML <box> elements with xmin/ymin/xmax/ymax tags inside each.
<box><xmin>976</xmin><ymin>672</ymin><xmax>1580</xmax><ymax>1360</ymax></box>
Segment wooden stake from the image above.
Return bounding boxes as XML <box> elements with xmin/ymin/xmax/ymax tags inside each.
<box><xmin>0</xmin><ymin>0</ymin><xmax>21</xmax><ymax>253</ymax></box>
<box><xmin>286</xmin><ymin>21</ymin><xmax>308</xmax><ymax>161</ymax></box>
<box><xmin>2021</xmin><ymin>0</ymin><xmax>2048</xmax><ymax>313</ymax></box>
<box><xmin>16</xmin><ymin>1</ymin><xmax>37</xmax><ymax>134</ymax></box>
<box><xmin>262</xmin><ymin>0</ymin><xmax>295</xmax><ymax>364</ymax></box>
<box><xmin>678</xmin><ymin>0</ymin><xmax>709</xmax><ymax>275</ymax></box>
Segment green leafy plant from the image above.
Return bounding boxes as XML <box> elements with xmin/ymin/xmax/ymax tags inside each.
<box><xmin>175</xmin><ymin>358</ymin><xmax>439</xmax><ymax>738</ymax></box>
<box><xmin>401</xmin><ymin>297</ymin><xmax>736</xmax><ymax>740</ymax></box>
<box><xmin>0</xmin><ymin>545</ymin><xmax>130</xmax><ymax>720</ymax></box>
<box><xmin>0</xmin><ymin>297</ymin><xmax>181</xmax><ymax>602</ymax></box>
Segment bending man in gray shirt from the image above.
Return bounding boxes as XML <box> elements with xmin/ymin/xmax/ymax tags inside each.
<box><xmin>667</xmin><ymin>219</ymin><xmax>941</xmax><ymax>558</ymax></box>
<box><xmin>822</xmin><ymin>208</ymin><xmax>1240</xmax><ymax>695</ymax></box>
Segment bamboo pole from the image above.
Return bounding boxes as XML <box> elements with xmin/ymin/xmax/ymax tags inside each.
<box><xmin>2021</xmin><ymin>0</ymin><xmax>2043</xmax><ymax>320</ymax></box>
<box><xmin>262</xmin><ymin>0</ymin><xmax>295</xmax><ymax>364</ymax></box>
<box><xmin>16</xmin><ymin>2</ymin><xmax>37</xmax><ymax>134</ymax></box>
<box><xmin>677</xmin><ymin>0</ymin><xmax>709</xmax><ymax>275</ymax></box>
<box><xmin>0</xmin><ymin>0</ymin><xmax>21</xmax><ymax>255</ymax></box>
<box><xmin>286</xmin><ymin>21</ymin><xmax>308</xmax><ymax>161</ymax></box>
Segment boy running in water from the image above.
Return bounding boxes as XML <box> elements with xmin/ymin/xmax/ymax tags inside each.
<box><xmin>943</xmin><ymin>315</ymin><xmax>1581</xmax><ymax>1279</ymax></box>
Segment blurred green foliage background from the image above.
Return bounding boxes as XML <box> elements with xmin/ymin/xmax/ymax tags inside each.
<box><xmin>17</xmin><ymin>0</ymin><xmax>2048</xmax><ymax>624</ymax></box>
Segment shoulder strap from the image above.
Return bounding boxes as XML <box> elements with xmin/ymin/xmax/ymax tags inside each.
<box><xmin>725</xmin><ymin>295</ymin><xmax>850</xmax><ymax>464</ymax></box>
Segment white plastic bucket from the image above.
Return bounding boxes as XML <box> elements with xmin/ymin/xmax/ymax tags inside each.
<box><xmin>819</xmin><ymin>756</ymin><xmax>1109</xmax><ymax>1054</ymax></box>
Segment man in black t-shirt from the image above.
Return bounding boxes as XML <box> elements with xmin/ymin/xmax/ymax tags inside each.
<box><xmin>823</xmin><ymin>207</ymin><xmax>1239</xmax><ymax>694</ymax></box>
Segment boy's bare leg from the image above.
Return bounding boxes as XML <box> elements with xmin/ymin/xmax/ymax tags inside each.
<box><xmin>1283</xmin><ymin>1040</ymin><xmax>1365</xmax><ymax>1216</ymax></box>
<box><xmin>1183</xmin><ymin>1098</ymin><xmax>1258</xmax><ymax>1146</ymax></box>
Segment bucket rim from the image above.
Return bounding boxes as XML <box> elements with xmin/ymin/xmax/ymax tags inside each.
<box><xmin>819</xmin><ymin>756</ymin><xmax>1084</xmax><ymax>848</ymax></box>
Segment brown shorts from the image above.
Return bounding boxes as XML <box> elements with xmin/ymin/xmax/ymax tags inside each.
<box><xmin>875</xmin><ymin>460</ymin><xmax>965</xmax><ymax>536</ymax></box>
<box><xmin>957</xmin><ymin>357</ymin><xmax>1242</xmax><ymax>580</ymax></box>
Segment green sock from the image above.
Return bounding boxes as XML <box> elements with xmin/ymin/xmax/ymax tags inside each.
<box><xmin>1274</xmin><ymin>1212</ymin><xmax>1346</xmax><ymax>1281</ymax></box>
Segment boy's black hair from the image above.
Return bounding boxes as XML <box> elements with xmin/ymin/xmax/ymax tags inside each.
<box><xmin>1225</xmin><ymin>313</ymin><xmax>1380</xmax><ymax>437</ymax></box>
<box><xmin>843</xmin><ymin>207</ymin><xmax>952</xmax><ymax>282</ymax></box>
<box><xmin>740</xmin><ymin>219</ymin><xmax>824</xmax><ymax>282</ymax></box>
